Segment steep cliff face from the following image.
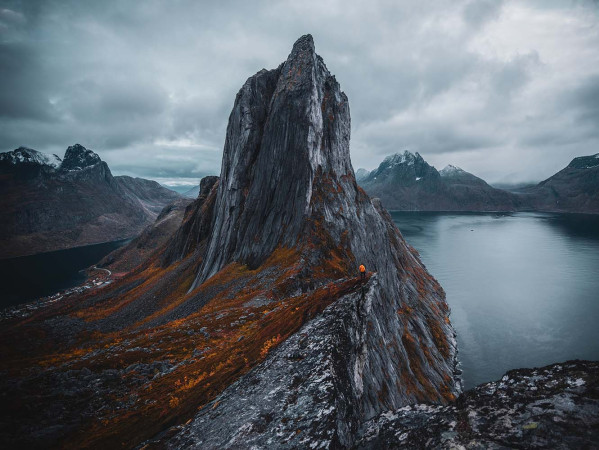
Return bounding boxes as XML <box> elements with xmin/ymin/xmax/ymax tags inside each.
<box><xmin>162</xmin><ymin>175</ymin><xmax>219</xmax><ymax>265</ymax></box>
<box><xmin>0</xmin><ymin>144</ymin><xmax>180</xmax><ymax>258</ymax></box>
<box><xmin>0</xmin><ymin>36</ymin><xmax>457</xmax><ymax>449</ymax></box>
<box><xmin>193</xmin><ymin>33</ymin><xmax>457</xmax><ymax>401</ymax></box>
<box><xmin>162</xmin><ymin>34</ymin><xmax>459</xmax><ymax>445</ymax></box>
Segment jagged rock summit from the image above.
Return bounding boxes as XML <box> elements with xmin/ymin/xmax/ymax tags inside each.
<box><xmin>195</xmin><ymin>33</ymin><xmax>353</xmax><ymax>285</ymax></box>
<box><xmin>60</xmin><ymin>143</ymin><xmax>102</xmax><ymax>170</ymax></box>
<box><xmin>164</xmin><ymin>34</ymin><xmax>459</xmax><ymax>446</ymax></box>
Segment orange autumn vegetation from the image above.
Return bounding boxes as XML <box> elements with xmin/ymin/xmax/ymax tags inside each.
<box><xmin>35</xmin><ymin>238</ymin><xmax>367</xmax><ymax>449</ymax></box>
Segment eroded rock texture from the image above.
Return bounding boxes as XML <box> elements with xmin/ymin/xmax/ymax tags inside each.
<box><xmin>146</xmin><ymin>33</ymin><xmax>459</xmax><ymax>447</ymax></box>
<box><xmin>356</xmin><ymin>360</ymin><xmax>599</xmax><ymax>449</ymax></box>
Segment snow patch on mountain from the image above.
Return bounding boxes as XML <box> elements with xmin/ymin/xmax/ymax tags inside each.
<box><xmin>0</xmin><ymin>147</ymin><xmax>62</xmax><ymax>168</ymax></box>
<box><xmin>440</xmin><ymin>165</ymin><xmax>466</xmax><ymax>177</ymax></box>
<box><xmin>383</xmin><ymin>150</ymin><xmax>418</xmax><ymax>167</ymax></box>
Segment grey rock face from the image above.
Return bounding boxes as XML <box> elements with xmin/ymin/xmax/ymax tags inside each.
<box><xmin>162</xmin><ymin>175</ymin><xmax>219</xmax><ymax>265</ymax></box>
<box><xmin>156</xmin><ymin>279</ymin><xmax>380</xmax><ymax>449</ymax></box>
<box><xmin>356</xmin><ymin>360</ymin><xmax>599</xmax><ymax>449</ymax></box>
<box><xmin>189</xmin><ymin>34</ymin><xmax>458</xmax><ymax>406</ymax></box>
<box><xmin>156</xmin><ymin>34</ymin><xmax>459</xmax><ymax>447</ymax></box>
<box><xmin>195</xmin><ymin>34</ymin><xmax>353</xmax><ymax>285</ymax></box>
<box><xmin>151</xmin><ymin>273</ymin><xmax>456</xmax><ymax>449</ymax></box>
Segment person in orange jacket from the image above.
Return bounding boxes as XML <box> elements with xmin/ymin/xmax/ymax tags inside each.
<box><xmin>359</xmin><ymin>264</ymin><xmax>366</xmax><ymax>281</ymax></box>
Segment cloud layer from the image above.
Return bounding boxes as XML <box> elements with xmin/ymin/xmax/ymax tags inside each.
<box><xmin>1</xmin><ymin>0</ymin><xmax>598</xmax><ymax>184</ymax></box>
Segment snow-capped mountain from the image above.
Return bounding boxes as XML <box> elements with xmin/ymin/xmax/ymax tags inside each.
<box><xmin>360</xmin><ymin>151</ymin><xmax>521</xmax><ymax>211</ymax></box>
<box><xmin>0</xmin><ymin>147</ymin><xmax>62</xmax><ymax>168</ymax></box>
<box><xmin>439</xmin><ymin>164</ymin><xmax>465</xmax><ymax>176</ymax></box>
<box><xmin>360</xmin><ymin>151</ymin><xmax>599</xmax><ymax>213</ymax></box>
<box><xmin>363</xmin><ymin>151</ymin><xmax>439</xmax><ymax>186</ymax></box>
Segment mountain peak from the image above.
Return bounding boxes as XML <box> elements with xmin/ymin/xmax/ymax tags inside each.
<box><xmin>440</xmin><ymin>164</ymin><xmax>465</xmax><ymax>176</ymax></box>
<box><xmin>567</xmin><ymin>153</ymin><xmax>599</xmax><ymax>170</ymax></box>
<box><xmin>0</xmin><ymin>146</ymin><xmax>62</xmax><ymax>168</ymax></box>
<box><xmin>355</xmin><ymin>168</ymin><xmax>370</xmax><ymax>181</ymax></box>
<box><xmin>290</xmin><ymin>33</ymin><xmax>315</xmax><ymax>56</ymax></box>
<box><xmin>61</xmin><ymin>144</ymin><xmax>101</xmax><ymax>171</ymax></box>
<box><xmin>383</xmin><ymin>150</ymin><xmax>421</xmax><ymax>167</ymax></box>
<box><xmin>195</xmin><ymin>34</ymin><xmax>351</xmax><ymax>284</ymax></box>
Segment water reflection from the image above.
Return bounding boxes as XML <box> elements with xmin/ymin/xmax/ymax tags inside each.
<box><xmin>0</xmin><ymin>239</ymin><xmax>130</xmax><ymax>308</ymax></box>
<box><xmin>392</xmin><ymin>211</ymin><xmax>599</xmax><ymax>389</ymax></box>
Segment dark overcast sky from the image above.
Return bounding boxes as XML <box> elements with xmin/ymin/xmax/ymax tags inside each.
<box><xmin>1</xmin><ymin>0</ymin><xmax>598</xmax><ymax>187</ymax></box>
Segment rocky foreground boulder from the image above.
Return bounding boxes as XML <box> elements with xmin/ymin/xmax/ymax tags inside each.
<box><xmin>357</xmin><ymin>360</ymin><xmax>599</xmax><ymax>449</ymax></box>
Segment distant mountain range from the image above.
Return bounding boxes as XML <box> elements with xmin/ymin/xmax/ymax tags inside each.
<box><xmin>0</xmin><ymin>144</ymin><xmax>181</xmax><ymax>258</ymax></box>
<box><xmin>358</xmin><ymin>151</ymin><xmax>599</xmax><ymax>214</ymax></box>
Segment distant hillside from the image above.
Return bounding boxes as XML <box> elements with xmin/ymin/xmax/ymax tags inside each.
<box><xmin>360</xmin><ymin>151</ymin><xmax>521</xmax><ymax>211</ymax></box>
<box><xmin>0</xmin><ymin>144</ymin><xmax>181</xmax><ymax>258</ymax></box>
<box><xmin>182</xmin><ymin>184</ymin><xmax>201</xmax><ymax>198</ymax></box>
<box><xmin>522</xmin><ymin>153</ymin><xmax>599</xmax><ymax>213</ymax></box>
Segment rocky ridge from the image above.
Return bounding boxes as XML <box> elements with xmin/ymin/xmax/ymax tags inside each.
<box><xmin>0</xmin><ymin>35</ymin><xmax>457</xmax><ymax>448</ymax></box>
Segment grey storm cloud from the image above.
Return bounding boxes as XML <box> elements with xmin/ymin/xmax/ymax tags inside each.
<box><xmin>0</xmin><ymin>0</ymin><xmax>598</xmax><ymax>186</ymax></box>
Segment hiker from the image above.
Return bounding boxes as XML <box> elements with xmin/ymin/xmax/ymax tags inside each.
<box><xmin>359</xmin><ymin>264</ymin><xmax>366</xmax><ymax>281</ymax></box>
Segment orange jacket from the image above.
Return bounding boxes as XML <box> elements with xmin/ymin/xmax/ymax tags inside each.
<box><xmin>359</xmin><ymin>264</ymin><xmax>366</xmax><ymax>273</ymax></box>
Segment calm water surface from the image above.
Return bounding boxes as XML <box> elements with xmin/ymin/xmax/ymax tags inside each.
<box><xmin>391</xmin><ymin>211</ymin><xmax>599</xmax><ymax>389</ymax></box>
<box><xmin>0</xmin><ymin>239</ymin><xmax>130</xmax><ymax>308</ymax></box>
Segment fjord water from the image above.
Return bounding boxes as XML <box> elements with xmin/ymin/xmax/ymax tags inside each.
<box><xmin>392</xmin><ymin>211</ymin><xmax>599</xmax><ymax>389</ymax></box>
<box><xmin>0</xmin><ymin>239</ymin><xmax>130</xmax><ymax>308</ymax></box>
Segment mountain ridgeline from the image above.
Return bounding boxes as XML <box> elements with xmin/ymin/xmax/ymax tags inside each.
<box><xmin>358</xmin><ymin>150</ymin><xmax>599</xmax><ymax>213</ymax></box>
<box><xmin>0</xmin><ymin>144</ymin><xmax>180</xmax><ymax>258</ymax></box>
<box><xmin>0</xmin><ymin>35</ymin><xmax>458</xmax><ymax>448</ymax></box>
